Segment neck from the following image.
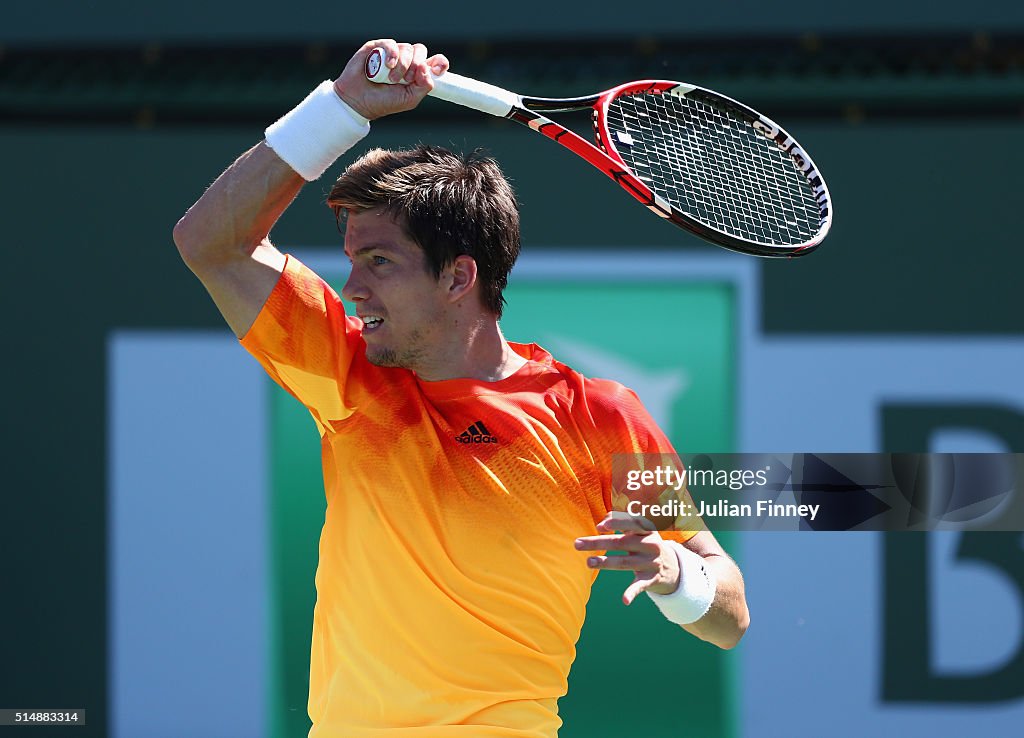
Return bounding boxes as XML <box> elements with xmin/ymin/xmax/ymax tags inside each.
<box><xmin>416</xmin><ymin>313</ymin><xmax>527</xmax><ymax>383</ymax></box>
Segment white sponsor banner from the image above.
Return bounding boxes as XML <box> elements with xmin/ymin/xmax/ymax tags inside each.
<box><xmin>108</xmin><ymin>332</ymin><xmax>269</xmax><ymax>738</ymax></box>
<box><xmin>742</xmin><ymin>342</ymin><xmax>1024</xmax><ymax>734</ymax></box>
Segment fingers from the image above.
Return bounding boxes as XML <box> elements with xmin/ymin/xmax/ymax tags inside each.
<box><xmin>575</xmin><ymin>532</ymin><xmax>660</xmax><ymax>553</ymax></box>
<box><xmin>356</xmin><ymin>41</ymin><xmax>447</xmax><ymax>80</ymax></box>
<box><xmin>623</xmin><ymin>577</ymin><xmax>653</xmax><ymax>606</ymax></box>
<box><xmin>427</xmin><ymin>53</ymin><xmax>450</xmax><ymax>77</ymax></box>
<box><xmin>394</xmin><ymin>43</ymin><xmax>416</xmax><ymax>83</ymax></box>
<box><xmin>366</xmin><ymin>41</ymin><xmax>434</xmax><ymax>85</ymax></box>
<box><xmin>596</xmin><ymin>511</ymin><xmax>657</xmax><ymax>534</ymax></box>
<box><xmin>577</xmin><ymin>527</ymin><xmax>681</xmax><ymax>606</ymax></box>
<box><xmin>336</xmin><ymin>40</ymin><xmax>442</xmax><ymax>120</ymax></box>
<box><xmin>585</xmin><ymin>554</ymin><xmax>659</xmax><ymax>571</ymax></box>
<box><xmin>408</xmin><ymin>44</ymin><xmax>437</xmax><ymax>90</ymax></box>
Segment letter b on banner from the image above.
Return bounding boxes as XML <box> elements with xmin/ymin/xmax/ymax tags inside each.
<box><xmin>881</xmin><ymin>403</ymin><xmax>1024</xmax><ymax>703</ymax></box>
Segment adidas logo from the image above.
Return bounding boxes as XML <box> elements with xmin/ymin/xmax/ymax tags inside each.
<box><xmin>456</xmin><ymin>421</ymin><xmax>498</xmax><ymax>444</ymax></box>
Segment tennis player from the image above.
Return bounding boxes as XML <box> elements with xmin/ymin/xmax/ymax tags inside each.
<box><xmin>174</xmin><ymin>39</ymin><xmax>749</xmax><ymax>738</ymax></box>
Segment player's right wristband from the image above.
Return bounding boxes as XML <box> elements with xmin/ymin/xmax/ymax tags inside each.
<box><xmin>265</xmin><ymin>81</ymin><xmax>370</xmax><ymax>181</ymax></box>
<box><xmin>646</xmin><ymin>540</ymin><xmax>717</xmax><ymax>625</ymax></box>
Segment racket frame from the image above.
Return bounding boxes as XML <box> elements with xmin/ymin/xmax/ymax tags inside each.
<box><xmin>520</xmin><ymin>82</ymin><xmax>832</xmax><ymax>257</ymax></box>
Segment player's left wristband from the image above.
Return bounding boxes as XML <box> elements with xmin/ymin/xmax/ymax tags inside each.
<box><xmin>646</xmin><ymin>540</ymin><xmax>717</xmax><ymax>625</ymax></box>
<box><xmin>265</xmin><ymin>81</ymin><xmax>370</xmax><ymax>181</ymax></box>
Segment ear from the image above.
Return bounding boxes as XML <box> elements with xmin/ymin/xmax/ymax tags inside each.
<box><xmin>445</xmin><ymin>255</ymin><xmax>478</xmax><ymax>303</ymax></box>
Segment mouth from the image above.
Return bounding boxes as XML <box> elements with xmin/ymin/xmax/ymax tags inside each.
<box><xmin>359</xmin><ymin>315</ymin><xmax>384</xmax><ymax>334</ymax></box>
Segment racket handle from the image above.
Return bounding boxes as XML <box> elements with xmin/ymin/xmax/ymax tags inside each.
<box><xmin>363</xmin><ymin>47</ymin><xmax>518</xmax><ymax>118</ymax></box>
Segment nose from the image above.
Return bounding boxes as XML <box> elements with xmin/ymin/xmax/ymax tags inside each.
<box><xmin>341</xmin><ymin>267</ymin><xmax>368</xmax><ymax>303</ymax></box>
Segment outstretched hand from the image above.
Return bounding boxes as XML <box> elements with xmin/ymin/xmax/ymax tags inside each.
<box><xmin>334</xmin><ymin>39</ymin><xmax>449</xmax><ymax>121</ymax></box>
<box><xmin>575</xmin><ymin>512</ymin><xmax>682</xmax><ymax>605</ymax></box>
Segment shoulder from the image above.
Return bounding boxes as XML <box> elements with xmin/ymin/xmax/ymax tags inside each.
<box><xmin>581</xmin><ymin>376</ymin><xmax>653</xmax><ymax>429</ymax></box>
<box><xmin>519</xmin><ymin>344</ymin><xmax>662</xmax><ymax>436</ymax></box>
<box><xmin>577</xmin><ymin>374</ymin><xmax>677</xmax><ymax>461</ymax></box>
<box><xmin>548</xmin><ymin>354</ymin><xmax>656</xmax><ymax>434</ymax></box>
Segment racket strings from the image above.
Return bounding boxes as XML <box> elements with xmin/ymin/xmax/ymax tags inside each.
<box><xmin>604</xmin><ymin>91</ymin><xmax>821</xmax><ymax>246</ymax></box>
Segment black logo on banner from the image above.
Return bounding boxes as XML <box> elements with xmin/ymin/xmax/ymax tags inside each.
<box><xmin>881</xmin><ymin>403</ymin><xmax>1024</xmax><ymax>704</ymax></box>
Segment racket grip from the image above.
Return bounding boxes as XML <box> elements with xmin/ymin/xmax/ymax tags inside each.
<box><xmin>363</xmin><ymin>47</ymin><xmax>518</xmax><ymax>118</ymax></box>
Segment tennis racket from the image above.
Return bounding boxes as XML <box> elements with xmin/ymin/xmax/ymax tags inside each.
<box><xmin>365</xmin><ymin>47</ymin><xmax>831</xmax><ymax>258</ymax></box>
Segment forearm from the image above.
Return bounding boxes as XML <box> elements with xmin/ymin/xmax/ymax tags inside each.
<box><xmin>173</xmin><ymin>142</ymin><xmax>304</xmax><ymax>268</ymax></box>
<box><xmin>681</xmin><ymin>553</ymin><xmax>749</xmax><ymax>649</ymax></box>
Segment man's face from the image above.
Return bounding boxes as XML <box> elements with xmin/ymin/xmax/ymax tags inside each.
<box><xmin>342</xmin><ymin>209</ymin><xmax>448</xmax><ymax>371</ymax></box>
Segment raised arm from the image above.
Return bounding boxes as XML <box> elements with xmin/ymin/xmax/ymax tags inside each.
<box><xmin>172</xmin><ymin>40</ymin><xmax>448</xmax><ymax>338</ymax></box>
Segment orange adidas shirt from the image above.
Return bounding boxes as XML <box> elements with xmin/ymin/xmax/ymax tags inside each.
<box><xmin>241</xmin><ymin>254</ymin><xmax>693</xmax><ymax>737</ymax></box>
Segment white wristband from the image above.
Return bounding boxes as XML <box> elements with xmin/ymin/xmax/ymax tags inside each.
<box><xmin>646</xmin><ymin>540</ymin><xmax>717</xmax><ymax>625</ymax></box>
<box><xmin>265</xmin><ymin>81</ymin><xmax>370</xmax><ymax>181</ymax></box>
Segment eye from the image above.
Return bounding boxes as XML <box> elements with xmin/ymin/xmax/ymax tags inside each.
<box><xmin>372</xmin><ymin>255</ymin><xmax>390</xmax><ymax>266</ymax></box>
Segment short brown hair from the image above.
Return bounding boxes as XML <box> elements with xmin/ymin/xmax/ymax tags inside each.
<box><xmin>327</xmin><ymin>145</ymin><xmax>520</xmax><ymax>317</ymax></box>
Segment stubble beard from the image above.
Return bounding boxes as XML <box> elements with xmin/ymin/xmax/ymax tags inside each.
<box><xmin>365</xmin><ymin>328</ymin><xmax>426</xmax><ymax>371</ymax></box>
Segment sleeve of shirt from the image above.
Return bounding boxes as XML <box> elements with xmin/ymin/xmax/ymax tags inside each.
<box><xmin>239</xmin><ymin>254</ymin><xmax>362</xmax><ymax>435</ymax></box>
<box><xmin>586</xmin><ymin>378</ymin><xmax>704</xmax><ymax>543</ymax></box>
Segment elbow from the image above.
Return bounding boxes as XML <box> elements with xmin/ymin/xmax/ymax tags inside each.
<box><xmin>173</xmin><ymin>213</ymin><xmax>198</xmax><ymax>266</ymax></box>
<box><xmin>717</xmin><ymin>608</ymin><xmax>750</xmax><ymax>650</ymax></box>
<box><xmin>681</xmin><ymin>600</ymin><xmax>750</xmax><ymax>650</ymax></box>
<box><xmin>174</xmin><ymin>211</ymin><xmax>205</xmax><ymax>268</ymax></box>
<box><xmin>174</xmin><ymin>210</ymin><xmax>253</xmax><ymax>272</ymax></box>
<box><xmin>173</xmin><ymin>212</ymin><xmax>219</xmax><ymax>272</ymax></box>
